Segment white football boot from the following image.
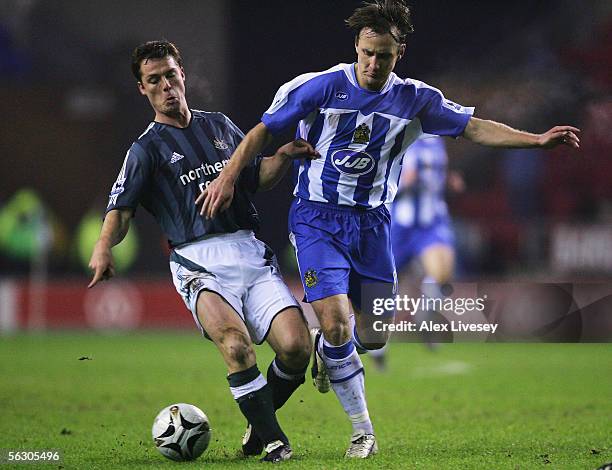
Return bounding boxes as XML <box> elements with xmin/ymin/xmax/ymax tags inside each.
<box><xmin>345</xmin><ymin>430</ymin><xmax>378</xmax><ymax>458</ymax></box>
<box><xmin>310</xmin><ymin>328</ymin><xmax>330</xmax><ymax>393</ymax></box>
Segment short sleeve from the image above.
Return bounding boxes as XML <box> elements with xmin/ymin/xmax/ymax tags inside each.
<box><xmin>220</xmin><ymin>113</ymin><xmax>262</xmax><ymax>193</ymax></box>
<box><xmin>222</xmin><ymin>114</ymin><xmax>246</xmax><ymax>147</ymax></box>
<box><xmin>417</xmin><ymin>88</ymin><xmax>474</xmax><ymax>138</ymax></box>
<box><xmin>105</xmin><ymin>142</ymin><xmax>151</xmax><ymax>215</ymax></box>
<box><xmin>261</xmin><ymin>72</ymin><xmax>327</xmax><ymax>135</ymax></box>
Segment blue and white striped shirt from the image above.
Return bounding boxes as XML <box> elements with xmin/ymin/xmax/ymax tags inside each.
<box><xmin>262</xmin><ymin>63</ymin><xmax>473</xmax><ymax>209</ymax></box>
<box><xmin>392</xmin><ymin>136</ymin><xmax>449</xmax><ymax>228</ymax></box>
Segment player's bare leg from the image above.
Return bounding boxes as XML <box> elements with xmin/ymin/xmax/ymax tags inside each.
<box><xmin>421</xmin><ymin>244</ymin><xmax>454</xmax><ymax>285</ymax></box>
<box><xmin>353</xmin><ymin>302</ymin><xmax>391</xmax><ymax>350</ymax></box>
<box><xmin>311</xmin><ymin>294</ymin><xmax>351</xmax><ymax>393</ymax></box>
<box><xmin>352</xmin><ymin>302</ymin><xmax>391</xmax><ymax>372</ymax></box>
<box><xmin>196</xmin><ymin>291</ymin><xmax>256</xmax><ymax>373</ymax></box>
<box><xmin>311</xmin><ymin>294</ymin><xmax>378</xmax><ymax>458</ymax></box>
<box><xmin>420</xmin><ymin>244</ymin><xmax>455</xmax><ymax>346</ymax></box>
<box><xmin>266</xmin><ymin>308</ymin><xmax>311</xmax><ymax>410</ymax></box>
<box><xmin>241</xmin><ymin>307</ymin><xmax>310</xmax><ymax>457</ymax></box>
<box><xmin>196</xmin><ymin>291</ymin><xmax>291</xmax><ymax>462</ymax></box>
<box><xmin>266</xmin><ymin>307</ymin><xmax>311</xmax><ymax>371</ymax></box>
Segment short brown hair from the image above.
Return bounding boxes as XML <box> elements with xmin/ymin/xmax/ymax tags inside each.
<box><xmin>131</xmin><ymin>40</ymin><xmax>183</xmax><ymax>81</ymax></box>
<box><xmin>346</xmin><ymin>0</ymin><xmax>414</xmax><ymax>44</ymax></box>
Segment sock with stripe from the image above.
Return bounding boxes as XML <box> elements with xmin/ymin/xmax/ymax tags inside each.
<box><xmin>421</xmin><ymin>276</ymin><xmax>443</xmax><ymax>304</ymax></box>
<box><xmin>367</xmin><ymin>342</ymin><xmax>387</xmax><ymax>358</ymax></box>
<box><xmin>350</xmin><ymin>313</ymin><xmax>389</xmax><ymax>355</ymax></box>
<box><xmin>227</xmin><ymin>365</ymin><xmax>288</xmax><ymax>445</ymax></box>
<box><xmin>267</xmin><ymin>356</ymin><xmax>306</xmax><ymax>410</ymax></box>
<box><xmin>349</xmin><ymin>314</ymin><xmax>369</xmax><ymax>354</ymax></box>
<box><xmin>318</xmin><ymin>335</ymin><xmax>374</xmax><ymax>435</ymax></box>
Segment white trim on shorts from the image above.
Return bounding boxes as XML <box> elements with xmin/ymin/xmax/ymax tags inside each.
<box><xmin>170</xmin><ymin>230</ymin><xmax>301</xmax><ymax>344</ymax></box>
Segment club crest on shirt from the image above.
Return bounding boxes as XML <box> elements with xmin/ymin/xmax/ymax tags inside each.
<box><xmin>352</xmin><ymin>123</ymin><xmax>370</xmax><ymax>145</ymax></box>
<box><xmin>213</xmin><ymin>138</ymin><xmax>229</xmax><ymax>150</ymax></box>
<box><xmin>304</xmin><ymin>269</ymin><xmax>318</xmax><ymax>288</ymax></box>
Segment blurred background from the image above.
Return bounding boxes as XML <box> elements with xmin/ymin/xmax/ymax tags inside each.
<box><xmin>1</xmin><ymin>0</ymin><xmax>611</xmax><ymax>332</ymax></box>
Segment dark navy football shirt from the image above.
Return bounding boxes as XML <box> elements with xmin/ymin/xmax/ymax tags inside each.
<box><xmin>105</xmin><ymin>110</ymin><xmax>262</xmax><ymax>247</ymax></box>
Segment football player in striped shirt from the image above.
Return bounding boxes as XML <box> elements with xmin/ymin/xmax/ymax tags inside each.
<box><xmin>199</xmin><ymin>0</ymin><xmax>580</xmax><ymax>458</ymax></box>
<box><xmin>372</xmin><ymin>136</ymin><xmax>459</xmax><ymax>368</ymax></box>
<box><xmin>88</xmin><ymin>40</ymin><xmax>320</xmax><ymax>462</ymax></box>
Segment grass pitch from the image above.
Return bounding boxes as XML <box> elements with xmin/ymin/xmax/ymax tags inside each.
<box><xmin>0</xmin><ymin>333</ymin><xmax>609</xmax><ymax>469</ymax></box>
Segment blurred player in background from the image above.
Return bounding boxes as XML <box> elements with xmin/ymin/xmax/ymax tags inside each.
<box><xmin>88</xmin><ymin>40</ymin><xmax>320</xmax><ymax>463</ymax></box>
<box><xmin>370</xmin><ymin>136</ymin><xmax>461</xmax><ymax>369</ymax></box>
<box><xmin>392</xmin><ymin>137</ymin><xmax>461</xmax><ymax>294</ymax></box>
<box><xmin>198</xmin><ymin>0</ymin><xmax>580</xmax><ymax>458</ymax></box>
<box><xmin>392</xmin><ymin>137</ymin><xmax>460</xmax><ymax>290</ymax></box>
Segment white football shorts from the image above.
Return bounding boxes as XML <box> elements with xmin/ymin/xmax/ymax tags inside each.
<box><xmin>169</xmin><ymin>230</ymin><xmax>300</xmax><ymax>344</ymax></box>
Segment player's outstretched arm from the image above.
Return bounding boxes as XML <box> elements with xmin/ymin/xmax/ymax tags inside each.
<box><xmin>87</xmin><ymin>208</ymin><xmax>132</xmax><ymax>288</ymax></box>
<box><xmin>258</xmin><ymin>139</ymin><xmax>320</xmax><ymax>191</ymax></box>
<box><xmin>463</xmin><ymin>117</ymin><xmax>580</xmax><ymax>149</ymax></box>
<box><xmin>197</xmin><ymin>122</ymin><xmax>274</xmax><ymax>218</ymax></box>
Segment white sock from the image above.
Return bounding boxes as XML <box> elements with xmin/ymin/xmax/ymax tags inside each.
<box><xmin>348</xmin><ymin>313</ymin><xmax>367</xmax><ymax>353</ymax></box>
<box><xmin>319</xmin><ymin>335</ymin><xmax>374</xmax><ymax>435</ymax></box>
<box><xmin>368</xmin><ymin>343</ymin><xmax>387</xmax><ymax>358</ymax></box>
<box><xmin>421</xmin><ymin>276</ymin><xmax>442</xmax><ymax>300</ymax></box>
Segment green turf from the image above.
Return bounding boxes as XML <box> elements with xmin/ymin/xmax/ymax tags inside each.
<box><xmin>0</xmin><ymin>333</ymin><xmax>609</xmax><ymax>469</ymax></box>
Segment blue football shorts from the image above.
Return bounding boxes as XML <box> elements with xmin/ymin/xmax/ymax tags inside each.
<box><xmin>288</xmin><ymin>198</ymin><xmax>396</xmax><ymax>307</ymax></box>
<box><xmin>391</xmin><ymin>218</ymin><xmax>455</xmax><ymax>273</ymax></box>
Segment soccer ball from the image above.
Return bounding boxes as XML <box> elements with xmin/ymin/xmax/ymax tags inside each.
<box><xmin>152</xmin><ymin>403</ymin><xmax>211</xmax><ymax>461</ymax></box>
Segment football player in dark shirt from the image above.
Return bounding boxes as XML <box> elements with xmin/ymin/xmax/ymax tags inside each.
<box><xmin>88</xmin><ymin>40</ymin><xmax>319</xmax><ymax>463</ymax></box>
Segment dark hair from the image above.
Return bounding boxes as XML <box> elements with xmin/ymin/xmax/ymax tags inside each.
<box><xmin>131</xmin><ymin>40</ymin><xmax>183</xmax><ymax>81</ymax></box>
<box><xmin>345</xmin><ymin>0</ymin><xmax>414</xmax><ymax>44</ymax></box>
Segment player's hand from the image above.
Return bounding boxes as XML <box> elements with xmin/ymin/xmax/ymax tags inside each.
<box><xmin>537</xmin><ymin>126</ymin><xmax>581</xmax><ymax>149</ymax></box>
<box><xmin>88</xmin><ymin>241</ymin><xmax>115</xmax><ymax>288</ymax></box>
<box><xmin>196</xmin><ymin>172</ymin><xmax>236</xmax><ymax>219</ymax></box>
<box><xmin>278</xmin><ymin>139</ymin><xmax>320</xmax><ymax>160</ymax></box>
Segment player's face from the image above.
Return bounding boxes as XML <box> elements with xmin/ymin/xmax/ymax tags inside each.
<box><xmin>355</xmin><ymin>28</ymin><xmax>405</xmax><ymax>91</ymax></box>
<box><xmin>137</xmin><ymin>56</ymin><xmax>187</xmax><ymax>118</ymax></box>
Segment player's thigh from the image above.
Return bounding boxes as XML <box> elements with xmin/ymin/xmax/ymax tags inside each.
<box><xmin>310</xmin><ymin>294</ymin><xmax>352</xmax><ymax>345</ymax></box>
<box><xmin>289</xmin><ymin>202</ymin><xmax>352</xmax><ymax>302</ymax></box>
<box><xmin>196</xmin><ymin>290</ymin><xmax>255</xmax><ymax>370</ymax></box>
<box><xmin>421</xmin><ymin>244</ymin><xmax>455</xmax><ymax>284</ymax></box>
<box><xmin>241</xmin><ymin>258</ymin><xmax>302</xmax><ymax>345</ymax></box>
<box><xmin>265</xmin><ymin>307</ymin><xmax>311</xmax><ymax>366</ymax></box>
<box><xmin>196</xmin><ymin>290</ymin><xmax>249</xmax><ymax>338</ymax></box>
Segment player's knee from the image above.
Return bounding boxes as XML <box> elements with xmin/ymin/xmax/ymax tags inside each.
<box><xmin>277</xmin><ymin>333</ymin><xmax>311</xmax><ymax>369</ymax></box>
<box><xmin>314</xmin><ymin>298</ymin><xmax>351</xmax><ymax>344</ymax></box>
<box><xmin>431</xmin><ymin>269</ymin><xmax>452</xmax><ymax>285</ymax></box>
<box><xmin>427</xmin><ymin>260</ymin><xmax>454</xmax><ymax>285</ymax></box>
<box><xmin>320</xmin><ymin>318</ymin><xmax>351</xmax><ymax>345</ymax></box>
<box><xmin>219</xmin><ymin>328</ymin><xmax>255</xmax><ymax>367</ymax></box>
